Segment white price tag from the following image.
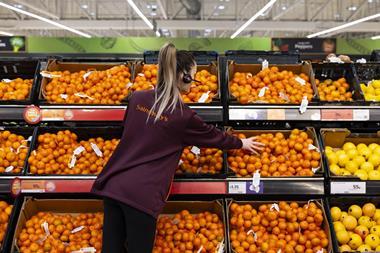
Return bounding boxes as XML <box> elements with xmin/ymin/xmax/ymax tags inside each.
<box><xmin>60</xmin><ymin>94</ymin><xmax>68</xmax><ymax>100</ymax></box>
<box><xmin>5</xmin><ymin>166</ymin><xmax>14</xmax><ymax>173</ymax></box>
<box><xmin>258</xmin><ymin>87</ymin><xmax>268</xmax><ymax>97</ymax></box>
<box><xmin>270</xmin><ymin>203</ymin><xmax>280</xmax><ymax>212</ymax></box>
<box><xmin>27</xmin><ymin>136</ymin><xmax>33</xmax><ymax>142</ymax></box>
<box><xmin>308</xmin><ymin>144</ymin><xmax>319</xmax><ymax>152</ymax></box>
<box><xmin>295</xmin><ymin>76</ymin><xmax>306</xmax><ymax>86</ymax></box>
<box><xmin>80</xmin><ymin>247</ymin><xmax>96</xmax><ymax>253</ymax></box>
<box><xmin>331</xmin><ymin>181</ymin><xmax>366</xmax><ymax>194</ymax></box>
<box><xmin>42</xmin><ymin>221</ymin><xmax>50</xmax><ymax>236</ymax></box>
<box><xmin>356</xmin><ymin>58</ymin><xmax>366</xmax><ymax>63</ymax></box>
<box><xmin>1</xmin><ymin>79</ymin><xmax>12</xmax><ymax>83</ymax></box>
<box><xmin>198</xmin><ymin>91</ymin><xmax>210</xmax><ymax>103</ymax></box>
<box><xmin>312</xmin><ymin>167</ymin><xmax>320</xmax><ymax>173</ymax></box>
<box><xmin>90</xmin><ymin>143</ymin><xmax>103</xmax><ymax>157</ymax></box>
<box><xmin>68</xmin><ymin>155</ymin><xmax>77</xmax><ymax>169</ymax></box>
<box><xmin>228</xmin><ymin>182</ymin><xmax>246</xmax><ymax>194</ymax></box>
<box><xmin>262</xmin><ymin>60</ymin><xmax>269</xmax><ymax>70</ymax></box>
<box><xmin>249</xmin><ymin>171</ymin><xmax>261</xmax><ymax>193</ymax></box>
<box><xmin>190</xmin><ymin>146</ymin><xmax>201</xmax><ymax>155</ymax></box>
<box><xmin>83</xmin><ymin>71</ymin><xmax>94</xmax><ymax>80</ymax></box>
<box><xmin>299</xmin><ymin>96</ymin><xmax>308</xmax><ymax>114</ymax></box>
<box><xmin>247</xmin><ymin>230</ymin><xmax>258</xmax><ymax>241</ymax></box>
<box><xmin>279</xmin><ymin>92</ymin><xmax>290</xmax><ymax>102</ymax></box>
<box><xmin>16</xmin><ymin>145</ymin><xmax>27</xmax><ymax>154</ymax></box>
<box><xmin>71</xmin><ymin>226</ymin><xmax>85</xmax><ymax>233</ymax></box>
<box><xmin>40</xmin><ymin>71</ymin><xmax>61</xmax><ymax>78</ymax></box>
<box><xmin>126</xmin><ymin>82</ymin><xmax>133</xmax><ymax>88</ymax></box>
<box><xmin>353</xmin><ymin>109</ymin><xmax>369</xmax><ymax>121</ymax></box>
<box><xmin>178</xmin><ymin>159</ymin><xmax>183</xmax><ymax>166</ymax></box>
<box><xmin>216</xmin><ymin>240</ymin><xmax>224</xmax><ymax>253</ymax></box>
<box><xmin>74</xmin><ymin>93</ymin><xmax>94</xmax><ymax>100</ymax></box>
<box><xmin>138</xmin><ymin>73</ymin><xmax>144</xmax><ymax>77</ymax></box>
<box><xmin>73</xmin><ymin>146</ymin><xmax>85</xmax><ymax>155</ymax></box>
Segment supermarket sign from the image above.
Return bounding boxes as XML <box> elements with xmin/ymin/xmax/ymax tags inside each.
<box><xmin>272</xmin><ymin>38</ymin><xmax>336</xmax><ymax>54</ymax></box>
<box><xmin>0</xmin><ymin>36</ymin><xmax>26</xmax><ymax>52</ymax></box>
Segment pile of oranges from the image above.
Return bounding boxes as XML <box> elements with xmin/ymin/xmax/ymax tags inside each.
<box><xmin>229</xmin><ymin>201</ymin><xmax>329</xmax><ymax>253</ymax></box>
<box><xmin>177</xmin><ymin>147</ymin><xmax>223</xmax><ymax>174</ymax></box>
<box><xmin>153</xmin><ymin>209</ymin><xmax>225</xmax><ymax>253</ymax></box>
<box><xmin>131</xmin><ymin>64</ymin><xmax>158</xmax><ymax>91</ymax></box>
<box><xmin>0</xmin><ymin>201</ymin><xmax>12</xmax><ymax>246</ymax></box>
<box><xmin>0</xmin><ymin>78</ymin><xmax>33</xmax><ymax>101</ymax></box>
<box><xmin>316</xmin><ymin>78</ymin><xmax>353</xmax><ymax>101</ymax></box>
<box><xmin>0</xmin><ymin>130</ymin><xmax>29</xmax><ymax>174</ymax></box>
<box><xmin>43</xmin><ymin>65</ymin><xmax>131</xmax><ymax>104</ymax></box>
<box><xmin>181</xmin><ymin>69</ymin><xmax>218</xmax><ymax>103</ymax></box>
<box><xmin>28</xmin><ymin>130</ymin><xmax>119</xmax><ymax>175</ymax></box>
<box><xmin>229</xmin><ymin>67</ymin><xmax>314</xmax><ymax>104</ymax></box>
<box><xmin>228</xmin><ymin>129</ymin><xmax>321</xmax><ymax>177</ymax></box>
<box><xmin>17</xmin><ymin>212</ymin><xmax>103</xmax><ymax>253</ymax></box>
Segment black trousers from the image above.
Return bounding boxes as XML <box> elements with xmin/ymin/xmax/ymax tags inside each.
<box><xmin>102</xmin><ymin>197</ymin><xmax>157</xmax><ymax>253</ymax></box>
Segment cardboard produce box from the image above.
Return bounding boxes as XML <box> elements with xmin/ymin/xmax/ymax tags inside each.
<box><xmin>227</xmin><ymin>127</ymin><xmax>324</xmax><ymax>177</ymax></box>
<box><xmin>226</xmin><ymin>199</ymin><xmax>333</xmax><ymax>253</ymax></box>
<box><xmin>11</xmin><ymin>198</ymin><xmax>103</xmax><ymax>253</ymax></box>
<box><xmin>320</xmin><ymin>128</ymin><xmax>380</xmax><ymax>179</ymax></box>
<box><xmin>39</xmin><ymin>59</ymin><xmax>133</xmax><ymax>105</ymax></box>
<box><xmin>155</xmin><ymin>200</ymin><xmax>227</xmax><ymax>253</ymax></box>
<box><xmin>133</xmin><ymin>61</ymin><xmax>221</xmax><ymax>104</ymax></box>
<box><xmin>227</xmin><ymin>61</ymin><xmax>319</xmax><ymax>104</ymax></box>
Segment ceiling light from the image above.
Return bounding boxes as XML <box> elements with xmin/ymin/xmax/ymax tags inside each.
<box><xmin>213</xmin><ymin>12</ymin><xmax>219</xmax><ymax>16</ymax></box>
<box><xmin>13</xmin><ymin>4</ymin><xmax>22</xmax><ymax>8</ymax></box>
<box><xmin>0</xmin><ymin>31</ymin><xmax>13</xmax><ymax>36</ymax></box>
<box><xmin>151</xmin><ymin>12</ymin><xmax>157</xmax><ymax>16</ymax></box>
<box><xmin>147</xmin><ymin>4</ymin><xmax>151</xmax><ymax>8</ymax></box>
<box><xmin>81</xmin><ymin>4</ymin><xmax>88</xmax><ymax>9</ymax></box>
<box><xmin>205</xmin><ymin>28</ymin><xmax>212</xmax><ymax>33</ymax></box>
<box><xmin>218</xmin><ymin>5</ymin><xmax>225</xmax><ymax>10</ymax></box>
<box><xmin>368</xmin><ymin>0</ymin><xmax>373</xmax><ymax>3</ymax></box>
<box><xmin>282</xmin><ymin>6</ymin><xmax>287</xmax><ymax>10</ymax></box>
<box><xmin>0</xmin><ymin>1</ymin><xmax>91</xmax><ymax>38</ymax></box>
<box><xmin>231</xmin><ymin>0</ymin><xmax>277</xmax><ymax>39</ymax></box>
<box><xmin>348</xmin><ymin>6</ymin><xmax>357</xmax><ymax>11</ymax></box>
<box><xmin>126</xmin><ymin>0</ymin><xmax>154</xmax><ymax>30</ymax></box>
<box><xmin>155</xmin><ymin>30</ymin><xmax>160</xmax><ymax>37</ymax></box>
<box><xmin>151</xmin><ymin>4</ymin><xmax>157</xmax><ymax>9</ymax></box>
<box><xmin>307</xmin><ymin>12</ymin><xmax>380</xmax><ymax>38</ymax></box>
<box><xmin>372</xmin><ymin>35</ymin><xmax>380</xmax><ymax>39</ymax></box>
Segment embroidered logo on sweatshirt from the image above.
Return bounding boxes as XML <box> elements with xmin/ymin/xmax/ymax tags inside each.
<box><xmin>136</xmin><ymin>104</ymin><xmax>169</xmax><ymax>122</ymax></box>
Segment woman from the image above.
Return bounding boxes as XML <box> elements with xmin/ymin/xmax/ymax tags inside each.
<box><xmin>92</xmin><ymin>43</ymin><xmax>264</xmax><ymax>253</ymax></box>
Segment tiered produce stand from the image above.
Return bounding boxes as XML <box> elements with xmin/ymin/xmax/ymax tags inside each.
<box><xmin>0</xmin><ymin>51</ymin><xmax>379</xmax><ymax>252</ymax></box>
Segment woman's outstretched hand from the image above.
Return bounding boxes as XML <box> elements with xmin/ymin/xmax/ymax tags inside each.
<box><xmin>241</xmin><ymin>137</ymin><xmax>265</xmax><ymax>155</ymax></box>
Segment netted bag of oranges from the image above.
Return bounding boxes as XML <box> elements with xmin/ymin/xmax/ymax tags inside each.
<box><xmin>181</xmin><ymin>69</ymin><xmax>218</xmax><ymax>103</ymax></box>
<box><xmin>177</xmin><ymin>147</ymin><xmax>223</xmax><ymax>175</ymax></box>
<box><xmin>28</xmin><ymin>130</ymin><xmax>119</xmax><ymax>175</ymax></box>
<box><xmin>131</xmin><ymin>64</ymin><xmax>158</xmax><ymax>91</ymax></box>
<box><xmin>0</xmin><ymin>78</ymin><xmax>33</xmax><ymax>101</ymax></box>
<box><xmin>229</xmin><ymin>66</ymin><xmax>314</xmax><ymax>104</ymax></box>
<box><xmin>0</xmin><ymin>130</ymin><xmax>29</xmax><ymax>174</ymax></box>
<box><xmin>316</xmin><ymin>78</ymin><xmax>353</xmax><ymax>101</ymax></box>
<box><xmin>17</xmin><ymin>212</ymin><xmax>103</xmax><ymax>253</ymax></box>
<box><xmin>228</xmin><ymin>129</ymin><xmax>321</xmax><ymax>177</ymax></box>
<box><xmin>43</xmin><ymin>65</ymin><xmax>131</xmax><ymax>104</ymax></box>
<box><xmin>229</xmin><ymin>201</ymin><xmax>329</xmax><ymax>253</ymax></box>
<box><xmin>0</xmin><ymin>201</ymin><xmax>12</xmax><ymax>245</ymax></box>
<box><xmin>153</xmin><ymin>210</ymin><xmax>225</xmax><ymax>253</ymax></box>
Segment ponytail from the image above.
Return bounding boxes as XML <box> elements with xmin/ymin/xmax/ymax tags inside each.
<box><xmin>149</xmin><ymin>42</ymin><xmax>181</xmax><ymax>123</ymax></box>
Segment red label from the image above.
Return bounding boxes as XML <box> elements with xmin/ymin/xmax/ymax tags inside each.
<box><xmin>170</xmin><ymin>182</ymin><xmax>226</xmax><ymax>194</ymax></box>
<box><xmin>23</xmin><ymin>105</ymin><xmax>42</xmax><ymax>124</ymax></box>
<box><xmin>41</xmin><ymin>109</ymin><xmax>125</xmax><ymax>121</ymax></box>
<box><xmin>321</xmin><ymin>109</ymin><xmax>353</xmax><ymax>121</ymax></box>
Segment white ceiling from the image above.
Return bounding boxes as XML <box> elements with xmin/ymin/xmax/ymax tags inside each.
<box><xmin>0</xmin><ymin>0</ymin><xmax>379</xmax><ymax>38</ymax></box>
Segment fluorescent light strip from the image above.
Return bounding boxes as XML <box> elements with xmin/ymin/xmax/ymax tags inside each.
<box><xmin>127</xmin><ymin>0</ymin><xmax>154</xmax><ymax>30</ymax></box>
<box><xmin>231</xmin><ymin>0</ymin><xmax>277</xmax><ymax>39</ymax></box>
<box><xmin>372</xmin><ymin>35</ymin><xmax>380</xmax><ymax>40</ymax></box>
<box><xmin>155</xmin><ymin>30</ymin><xmax>161</xmax><ymax>37</ymax></box>
<box><xmin>0</xmin><ymin>31</ymin><xmax>14</xmax><ymax>36</ymax></box>
<box><xmin>307</xmin><ymin>12</ymin><xmax>380</xmax><ymax>38</ymax></box>
<box><xmin>0</xmin><ymin>2</ymin><xmax>91</xmax><ymax>38</ymax></box>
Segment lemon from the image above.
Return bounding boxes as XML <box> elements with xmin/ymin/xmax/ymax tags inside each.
<box><xmin>353</xmin><ymin>156</ymin><xmax>366</xmax><ymax>167</ymax></box>
<box><xmin>345</xmin><ymin>161</ymin><xmax>359</xmax><ymax>173</ymax></box>
<box><xmin>338</xmin><ymin>153</ymin><xmax>350</xmax><ymax>167</ymax></box>
<box><xmin>360</xmin><ymin>162</ymin><xmax>374</xmax><ymax>172</ymax></box>
<box><xmin>349</xmin><ymin>205</ymin><xmax>363</xmax><ymax>219</ymax></box>
<box><xmin>368</xmin><ymin>143</ymin><xmax>379</xmax><ymax>151</ymax></box>
<box><xmin>331</xmin><ymin>207</ymin><xmax>342</xmax><ymax>221</ymax></box>
<box><xmin>330</xmin><ymin>164</ymin><xmax>342</xmax><ymax>175</ymax></box>
<box><xmin>343</xmin><ymin>215</ymin><xmax>358</xmax><ymax>230</ymax></box>
<box><xmin>354</xmin><ymin>170</ymin><xmax>368</xmax><ymax>180</ymax></box>
<box><xmin>336</xmin><ymin>230</ymin><xmax>350</xmax><ymax>244</ymax></box>
<box><xmin>343</xmin><ymin>142</ymin><xmax>356</xmax><ymax>151</ymax></box>
<box><xmin>346</xmin><ymin>149</ymin><xmax>359</xmax><ymax>159</ymax></box>
<box><xmin>368</xmin><ymin>154</ymin><xmax>380</xmax><ymax>167</ymax></box>
<box><xmin>327</xmin><ymin>152</ymin><xmax>339</xmax><ymax>165</ymax></box>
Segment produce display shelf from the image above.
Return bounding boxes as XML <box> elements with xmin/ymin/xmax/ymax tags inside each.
<box><xmin>10</xmin><ymin>177</ymin><xmax>227</xmax><ymax>195</ymax></box>
<box><xmin>0</xmin><ymin>105</ymin><xmax>27</xmax><ymax>121</ymax></box>
<box><xmin>226</xmin><ymin>177</ymin><xmax>325</xmax><ymax>195</ymax></box>
<box><xmin>229</xmin><ymin>105</ymin><xmax>380</xmax><ymax>121</ymax></box>
<box><xmin>329</xmin><ymin>178</ymin><xmax>380</xmax><ymax>195</ymax></box>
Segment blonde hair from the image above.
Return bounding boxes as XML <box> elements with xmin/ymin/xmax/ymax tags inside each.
<box><xmin>149</xmin><ymin>43</ymin><xmax>194</xmax><ymax>123</ymax></box>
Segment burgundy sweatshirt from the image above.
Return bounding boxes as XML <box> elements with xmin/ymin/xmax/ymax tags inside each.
<box><xmin>92</xmin><ymin>89</ymin><xmax>242</xmax><ymax>218</ymax></box>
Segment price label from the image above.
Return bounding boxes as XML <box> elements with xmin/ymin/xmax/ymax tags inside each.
<box><xmin>331</xmin><ymin>181</ymin><xmax>366</xmax><ymax>194</ymax></box>
<box><xmin>353</xmin><ymin>109</ymin><xmax>369</xmax><ymax>121</ymax></box>
<box><xmin>267</xmin><ymin>109</ymin><xmax>285</xmax><ymax>120</ymax></box>
<box><xmin>228</xmin><ymin>182</ymin><xmax>246</xmax><ymax>194</ymax></box>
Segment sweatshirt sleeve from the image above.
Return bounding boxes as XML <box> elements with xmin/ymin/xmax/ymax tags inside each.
<box><xmin>183</xmin><ymin>112</ymin><xmax>242</xmax><ymax>150</ymax></box>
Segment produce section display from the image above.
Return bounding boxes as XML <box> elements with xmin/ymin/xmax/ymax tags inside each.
<box><xmin>321</xmin><ymin>129</ymin><xmax>380</xmax><ymax>180</ymax></box>
<box><xmin>27</xmin><ymin>129</ymin><xmax>120</xmax><ymax>175</ymax></box>
<box><xmin>228</xmin><ymin>129</ymin><xmax>322</xmax><ymax>177</ymax></box>
<box><xmin>153</xmin><ymin>201</ymin><xmax>225</xmax><ymax>253</ymax></box>
<box><xmin>41</xmin><ymin>62</ymin><xmax>131</xmax><ymax>104</ymax></box>
<box><xmin>177</xmin><ymin>147</ymin><xmax>223</xmax><ymax>175</ymax></box>
<box><xmin>329</xmin><ymin>198</ymin><xmax>380</xmax><ymax>252</ymax></box>
<box><xmin>0</xmin><ymin>79</ymin><xmax>33</xmax><ymax>101</ymax></box>
<box><xmin>228</xmin><ymin>64</ymin><xmax>315</xmax><ymax>104</ymax></box>
<box><xmin>228</xmin><ymin>200</ymin><xmax>330</xmax><ymax>253</ymax></box>
<box><xmin>316</xmin><ymin>78</ymin><xmax>353</xmax><ymax>102</ymax></box>
<box><xmin>0</xmin><ymin>130</ymin><xmax>30</xmax><ymax>174</ymax></box>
